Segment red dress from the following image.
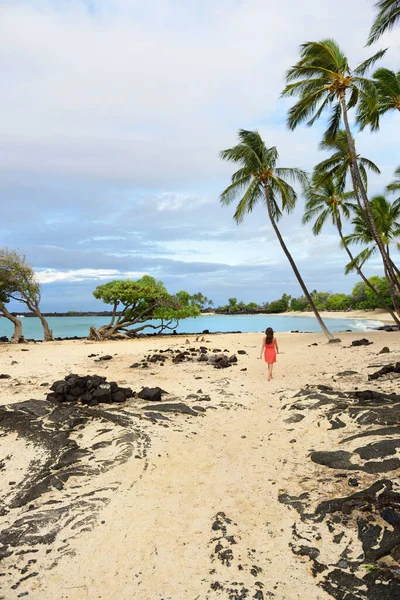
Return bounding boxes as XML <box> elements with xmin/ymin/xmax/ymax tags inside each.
<box><xmin>264</xmin><ymin>338</ymin><xmax>277</xmax><ymax>364</ymax></box>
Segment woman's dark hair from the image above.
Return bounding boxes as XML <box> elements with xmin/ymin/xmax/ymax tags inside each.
<box><xmin>265</xmin><ymin>327</ymin><xmax>274</xmax><ymax>344</ymax></box>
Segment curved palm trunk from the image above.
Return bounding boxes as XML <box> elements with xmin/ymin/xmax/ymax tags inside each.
<box><xmin>337</xmin><ymin>224</ymin><xmax>400</xmax><ymax>324</ymax></box>
<box><xmin>385</xmin><ymin>245</ymin><xmax>400</xmax><ymax>314</ymax></box>
<box><xmin>340</xmin><ymin>95</ymin><xmax>400</xmax><ymax>294</ymax></box>
<box><xmin>0</xmin><ymin>302</ymin><xmax>24</xmax><ymax>343</ymax></box>
<box><xmin>264</xmin><ymin>185</ymin><xmax>336</xmax><ymax>341</ymax></box>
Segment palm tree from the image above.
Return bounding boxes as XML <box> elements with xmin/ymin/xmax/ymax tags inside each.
<box><xmin>281</xmin><ymin>40</ymin><xmax>400</xmax><ymax>296</ymax></box>
<box><xmin>303</xmin><ymin>177</ymin><xmax>400</xmax><ymax>323</ymax></box>
<box><xmin>368</xmin><ymin>0</ymin><xmax>400</xmax><ymax>45</ymax></box>
<box><xmin>357</xmin><ymin>68</ymin><xmax>400</xmax><ymax>131</ymax></box>
<box><xmin>344</xmin><ymin>195</ymin><xmax>400</xmax><ymax>312</ymax></box>
<box><xmin>219</xmin><ymin>129</ymin><xmax>337</xmax><ymax>341</ymax></box>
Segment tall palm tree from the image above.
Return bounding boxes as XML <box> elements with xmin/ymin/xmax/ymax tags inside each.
<box><xmin>357</xmin><ymin>68</ymin><xmax>400</xmax><ymax>131</ymax></box>
<box><xmin>281</xmin><ymin>40</ymin><xmax>400</xmax><ymax>295</ymax></box>
<box><xmin>344</xmin><ymin>195</ymin><xmax>400</xmax><ymax>312</ymax></box>
<box><xmin>368</xmin><ymin>0</ymin><xmax>400</xmax><ymax>45</ymax></box>
<box><xmin>219</xmin><ymin>129</ymin><xmax>337</xmax><ymax>341</ymax></box>
<box><xmin>303</xmin><ymin>177</ymin><xmax>400</xmax><ymax>323</ymax></box>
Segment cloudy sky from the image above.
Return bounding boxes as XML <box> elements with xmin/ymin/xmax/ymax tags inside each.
<box><xmin>1</xmin><ymin>0</ymin><xmax>400</xmax><ymax>311</ymax></box>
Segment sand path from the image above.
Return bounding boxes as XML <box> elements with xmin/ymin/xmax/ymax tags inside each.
<box><xmin>33</xmin><ymin>394</ymin><xmax>327</xmax><ymax>600</ymax></box>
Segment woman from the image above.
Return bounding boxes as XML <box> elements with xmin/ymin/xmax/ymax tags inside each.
<box><xmin>260</xmin><ymin>327</ymin><xmax>279</xmax><ymax>381</ymax></box>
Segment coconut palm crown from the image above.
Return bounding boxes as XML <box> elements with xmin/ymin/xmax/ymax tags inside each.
<box><xmin>313</xmin><ymin>130</ymin><xmax>380</xmax><ymax>192</ymax></box>
<box><xmin>357</xmin><ymin>68</ymin><xmax>400</xmax><ymax>131</ymax></box>
<box><xmin>281</xmin><ymin>39</ymin><xmax>386</xmax><ymax>142</ymax></box>
<box><xmin>303</xmin><ymin>176</ymin><xmax>356</xmax><ymax>235</ymax></box>
<box><xmin>368</xmin><ymin>0</ymin><xmax>400</xmax><ymax>45</ymax></box>
<box><xmin>219</xmin><ymin>129</ymin><xmax>308</xmax><ymax>222</ymax></box>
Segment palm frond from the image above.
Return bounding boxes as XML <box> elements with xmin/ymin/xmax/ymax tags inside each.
<box><xmin>367</xmin><ymin>0</ymin><xmax>400</xmax><ymax>45</ymax></box>
<box><xmin>275</xmin><ymin>167</ymin><xmax>309</xmax><ymax>188</ymax></box>
<box><xmin>220</xmin><ymin>175</ymin><xmax>253</xmax><ymax>207</ymax></box>
<box><xmin>324</xmin><ymin>103</ymin><xmax>342</xmax><ymax>143</ymax></box>
<box><xmin>359</xmin><ymin>157</ymin><xmax>381</xmax><ymax>174</ymax></box>
<box><xmin>269</xmin><ymin>176</ymin><xmax>297</xmax><ymax>214</ymax></box>
<box><xmin>232</xmin><ymin>180</ymin><xmax>263</xmax><ymax>225</ymax></box>
<box><xmin>344</xmin><ymin>246</ymin><xmax>375</xmax><ymax>274</ymax></box>
<box><xmin>354</xmin><ymin>48</ymin><xmax>387</xmax><ymax>75</ymax></box>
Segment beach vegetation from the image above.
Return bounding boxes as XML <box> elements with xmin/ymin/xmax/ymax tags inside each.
<box><xmin>219</xmin><ymin>129</ymin><xmax>336</xmax><ymax>341</ymax></box>
<box><xmin>0</xmin><ymin>248</ymin><xmax>53</xmax><ymax>341</ymax></box>
<box><xmin>89</xmin><ymin>276</ymin><xmax>202</xmax><ymax>340</ymax></box>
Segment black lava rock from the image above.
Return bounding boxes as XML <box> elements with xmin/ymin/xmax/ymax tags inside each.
<box><xmin>137</xmin><ymin>387</ymin><xmax>166</xmax><ymax>402</ymax></box>
<box><xmin>351</xmin><ymin>338</ymin><xmax>372</xmax><ymax>347</ymax></box>
<box><xmin>46</xmin><ymin>375</ymin><xmax>132</xmax><ymax>405</ymax></box>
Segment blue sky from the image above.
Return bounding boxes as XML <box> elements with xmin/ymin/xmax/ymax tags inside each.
<box><xmin>1</xmin><ymin>0</ymin><xmax>400</xmax><ymax>311</ymax></box>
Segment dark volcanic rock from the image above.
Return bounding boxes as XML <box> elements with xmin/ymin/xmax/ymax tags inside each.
<box><xmin>0</xmin><ymin>374</ymin><xmax>11</xmax><ymax>379</ymax></box>
<box><xmin>379</xmin><ymin>346</ymin><xmax>390</xmax><ymax>354</ymax></box>
<box><xmin>351</xmin><ymin>338</ymin><xmax>372</xmax><ymax>347</ymax></box>
<box><xmin>137</xmin><ymin>387</ymin><xmax>167</xmax><ymax>402</ymax></box>
<box><xmin>368</xmin><ymin>362</ymin><xmax>400</xmax><ymax>380</ymax></box>
<box><xmin>47</xmin><ymin>375</ymin><xmax>132</xmax><ymax>405</ymax></box>
<box><xmin>95</xmin><ymin>355</ymin><xmax>113</xmax><ymax>361</ymax></box>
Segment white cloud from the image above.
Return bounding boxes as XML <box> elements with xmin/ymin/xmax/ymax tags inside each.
<box><xmin>36</xmin><ymin>268</ymin><xmax>147</xmax><ymax>283</ymax></box>
<box><xmin>0</xmin><ymin>0</ymin><xmax>398</xmax><ymax>184</ymax></box>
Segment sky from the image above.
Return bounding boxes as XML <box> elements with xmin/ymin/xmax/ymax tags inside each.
<box><xmin>1</xmin><ymin>0</ymin><xmax>400</xmax><ymax>311</ymax></box>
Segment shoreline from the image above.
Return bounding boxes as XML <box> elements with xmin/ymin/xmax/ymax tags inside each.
<box><xmin>198</xmin><ymin>309</ymin><xmax>396</xmax><ymax>324</ymax></box>
<box><xmin>0</xmin><ymin>309</ymin><xmax>394</xmax><ymax>344</ymax></box>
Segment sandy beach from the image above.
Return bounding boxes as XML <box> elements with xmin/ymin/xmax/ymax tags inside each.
<box><xmin>1</xmin><ymin>328</ymin><xmax>400</xmax><ymax>599</ymax></box>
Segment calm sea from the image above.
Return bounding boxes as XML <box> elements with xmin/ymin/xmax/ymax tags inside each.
<box><xmin>0</xmin><ymin>314</ymin><xmax>384</xmax><ymax>341</ymax></box>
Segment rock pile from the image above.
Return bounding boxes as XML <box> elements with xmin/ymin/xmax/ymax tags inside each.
<box><xmin>47</xmin><ymin>374</ymin><xmax>133</xmax><ymax>406</ymax></box>
<box><xmin>130</xmin><ymin>346</ymin><xmax>240</xmax><ymax>370</ymax></box>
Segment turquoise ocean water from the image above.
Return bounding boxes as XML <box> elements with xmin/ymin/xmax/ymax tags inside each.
<box><xmin>0</xmin><ymin>314</ymin><xmax>384</xmax><ymax>341</ymax></box>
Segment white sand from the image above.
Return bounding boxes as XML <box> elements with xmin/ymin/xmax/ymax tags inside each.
<box><xmin>0</xmin><ymin>329</ymin><xmax>399</xmax><ymax>599</ymax></box>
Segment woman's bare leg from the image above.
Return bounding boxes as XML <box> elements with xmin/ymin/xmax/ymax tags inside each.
<box><xmin>267</xmin><ymin>363</ymin><xmax>272</xmax><ymax>381</ymax></box>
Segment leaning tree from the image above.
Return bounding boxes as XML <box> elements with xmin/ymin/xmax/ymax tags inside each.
<box><xmin>0</xmin><ymin>286</ymin><xmax>24</xmax><ymax>343</ymax></box>
<box><xmin>0</xmin><ymin>248</ymin><xmax>53</xmax><ymax>341</ymax></box>
<box><xmin>89</xmin><ymin>275</ymin><xmax>202</xmax><ymax>340</ymax></box>
<box><xmin>219</xmin><ymin>129</ymin><xmax>337</xmax><ymax>341</ymax></box>
<box><xmin>281</xmin><ymin>39</ymin><xmax>400</xmax><ymax>298</ymax></box>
